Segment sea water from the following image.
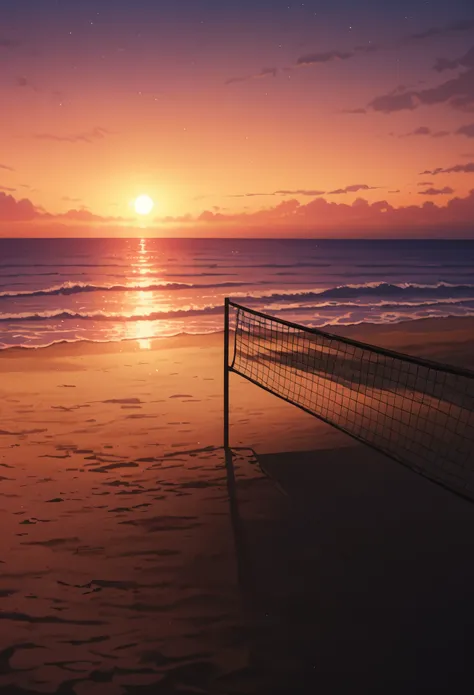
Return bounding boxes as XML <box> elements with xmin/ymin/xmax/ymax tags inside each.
<box><xmin>1</xmin><ymin>237</ymin><xmax>473</xmax><ymax>348</ymax></box>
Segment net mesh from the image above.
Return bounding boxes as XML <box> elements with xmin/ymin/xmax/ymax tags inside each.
<box><xmin>228</xmin><ymin>302</ymin><xmax>474</xmax><ymax>500</ymax></box>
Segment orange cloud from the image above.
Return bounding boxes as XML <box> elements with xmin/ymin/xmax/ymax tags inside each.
<box><xmin>190</xmin><ymin>190</ymin><xmax>474</xmax><ymax>234</ymax></box>
<box><xmin>0</xmin><ymin>192</ymin><xmax>40</xmax><ymax>221</ymax></box>
<box><xmin>400</xmin><ymin>126</ymin><xmax>449</xmax><ymax>138</ymax></box>
<box><xmin>327</xmin><ymin>184</ymin><xmax>379</xmax><ymax>195</ymax></box>
<box><xmin>46</xmin><ymin>208</ymin><xmax>133</xmax><ymax>224</ymax></box>
<box><xmin>54</xmin><ymin>209</ymin><xmax>122</xmax><ymax>223</ymax></box>
<box><xmin>420</xmin><ymin>162</ymin><xmax>474</xmax><ymax>175</ymax></box>
<box><xmin>228</xmin><ymin>189</ymin><xmax>326</xmax><ymax>198</ymax></box>
<box><xmin>3</xmin><ymin>190</ymin><xmax>474</xmax><ymax>237</ymax></box>
<box><xmin>0</xmin><ymin>193</ymin><xmax>131</xmax><ymax>225</ymax></box>
<box><xmin>418</xmin><ymin>187</ymin><xmax>454</xmax><ymax>195</ymax></box>
<box><xmin>34</xmin><ymin>127</ymin><xmax>112</xmax><ymax>144</ymax></box>
<box><xmin>225</xmin><ymin>67</ymin><xmax>277</xmax><ymax>85</ymax></box>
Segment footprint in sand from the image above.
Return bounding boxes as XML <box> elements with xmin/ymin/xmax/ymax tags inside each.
<box><xmin>103</xmin><ymin>398</ymin><xmax>142</xmax><ymax>405</ymax></box>
<box><xmin>125</xmin><ymin>414</ymin><xmax>155</xmax><ymax>420</ymax></box>
<box><xmin>0</xmin><ymin>428</ymin><xmax>48</xmax><ymax>436</ymax></box>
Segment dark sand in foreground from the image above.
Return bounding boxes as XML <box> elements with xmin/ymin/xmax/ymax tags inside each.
<box><xmin>1</xmin><ymin>317</ymin><xmax>474</xmax><ymax>694</ymax></box>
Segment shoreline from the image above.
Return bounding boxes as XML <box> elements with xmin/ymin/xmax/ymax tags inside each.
<box><xmin>2</xmin><ymin>313</ymin><xmax>474</xmax><ymax>361</ymax></box>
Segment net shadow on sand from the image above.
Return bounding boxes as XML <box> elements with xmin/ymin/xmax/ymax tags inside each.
<box><xmin>224</xmin><ymin>444</ymin><xmax>474</xmax><ymax>694</ymax></box>
<box><xmin>227</xmin><ymin>301</ymin><xmax>474</xmax><ymax>502</ymax></box>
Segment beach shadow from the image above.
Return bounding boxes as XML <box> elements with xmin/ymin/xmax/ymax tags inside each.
<box><xmin>230</xmin><ymin>443</ymin><xmax>474</xmax><ymax>694</ymax></box>
<box><xmin>224</xmin><ymin>447</ymin><xmax>253</xmax><ymax>599</ymax></box>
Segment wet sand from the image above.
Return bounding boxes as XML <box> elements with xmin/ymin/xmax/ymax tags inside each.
<box><xmin>1</xmin><ymin>317</ymin><xmax>474</xmax><ymax>693</ymax></box>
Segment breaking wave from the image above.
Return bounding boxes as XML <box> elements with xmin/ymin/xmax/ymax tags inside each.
<box><xmin>236</xmin><ymin>282</ymin><xmax>474</xmax><ymax>303</ymax></box>
<box><xmin>0</xmin><ymin>306</ymin><xmax>224</xmax><ymax>322</ymax></box>
<box><xmin>2</xmin><ymin>281</ymin><xmax>474</xmax><ymax>302</ymax></box>
<box><xmin>2</xmin><ymin>296</ymin><xmax>474</xmax><ymax>324</ymax></box>
<box><xmin>0</xmin><ymin>280</ymin><xmax>249</xmax><ymax>299</ymax></box>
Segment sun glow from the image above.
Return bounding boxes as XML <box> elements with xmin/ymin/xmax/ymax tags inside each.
<box><xmin>134</xmin><ymin>195</ymin><xmax>154</xmax><ymax>216</ymax></box>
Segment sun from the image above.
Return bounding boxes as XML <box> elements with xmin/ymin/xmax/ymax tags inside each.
<box><xmin>134</xmin><ymin>195</ymin><xmax>154</xmax><ymax>216</ymax></box>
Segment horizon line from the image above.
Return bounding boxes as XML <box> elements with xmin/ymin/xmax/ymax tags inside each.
<box><xmin>1</xmin><ymin>236</ymin><xmax>474</xmax><ymax>242</ymax></box>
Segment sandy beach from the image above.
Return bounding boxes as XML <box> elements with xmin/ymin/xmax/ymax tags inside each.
<box><xmin>1</xmin><ymin>316</ymin><xmax>474</xmax><ymax>694</ymax></box>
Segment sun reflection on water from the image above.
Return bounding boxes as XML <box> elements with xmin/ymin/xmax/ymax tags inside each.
<box><xmin>133</xmin><ymin>321</ymin><xmax>153</xmax><ymax>350</ymax></box>
<box><xmin>127</xmin><ymin>239</ymin><xmax>157</xmax><ymax>349</ymax></box>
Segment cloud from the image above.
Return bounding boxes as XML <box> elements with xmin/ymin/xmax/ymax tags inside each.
<box><xmin>225</xmin><ymin>67</ymin><xmax>277</xmax><ymax>85</ymax></box>
<box><xmin>401</xmin><ymin>127</ymin><xmax>449</xmax><ymax>138</ymax></box>
<box><xmin>419</xmin><ymin>167</ymin><xmax>444</xmax><ymax>175</ymax></box>
<box><xmin>228</xmin><ymin>192</ymin><xmax>268</xmax><ymax>198</ymax></box>
<box><xmin>0</xmin><ymin>193</ymin><xmax>131</xmax><ymax>225</ymax></box>
<box><xmin>461</xmin><ymin>151</ymin><xmax>474</xmax><ymax>157</ymax></box>
<box><xmin>0</xmin><ymin>163</ymin><xmax>14</xmax><ymax>171</ymax></box>
<box><xmin>406</xmin><ymin>126</ymin><xmax>431</xmax><ymax>136</ymax></box>
<box><xmin>228</xmin><ymin>189</ymin><xmax>325</xmax><ymax>197</ymax></box>
<box><xmin>227</xmin><ymin>186</ymin><xmax>381</xmax><ymax>199</ymax></box>
<box><xmin>274</xmin><ymin>189</ymin><xmax>325</xmax><ymax>196</ymax></box>
<box><xmin>43</xmin><ymin>208</ymin><xmax>133</xmax><ymax>224</ymax></box>
<box><xmin>340</xmin><ymin>108</ymin><xmax>367</xmax><ymax>114</ymax></box>
<box><xmin>456</xmin><ymin>122</ymin><xmax>474</xmax><ymax>137</ymax></box>
<box><xmin>198</xmin><ymin>199</ymin><xmax>301</xmax><ymax>223</ymax></box>
<box><xmin>388</xmin><ymin>189</ymin><xmax>401</xmax><ymax>193</ymax></box>
<box><xmin>419</xmin><ymin>187</ymin><xmax>455</xmax><ymax>195</ymax></box>
<box><xmin>367</xmin><ymin>89</ymin><xmax>419</xmax><ymax>113</ymax></box>
<box><xmin>363</xmin><ymin>45</ymin><xmax>474</xmax><ymax>115</ymax></box>
<box><xmin>0</xmin><ymin>186</ymin><xmax>16</xmax><ymax>192</ymax></box>
<box><xmin>5</xmin><ymin>190</ymin><xmax>474</xmax><ymax>236</ymax></box>
<box><xmin>407</xmin><ymin>19</ymin><xmax>474</xmax><ymax>42</ymax></box>
<box><xmin>34</xmin><ymin>127</ymin><xmax>112</xmax><ymax>144</ymax></box>
<box><xmin>420</xmin><ymin>162</ymin><xmax>474</xmax><ymax>175</ymax></box>
<box><xmin>186</xmin><ymin>189</ymin><xmax>474</xmax><ymax>236</ymax></box>
<box><xmin>418</xmin><ymin>181</ymin><xmax>434</xmax><ymax>186</ymax></box>
<box><xmin>61</xmin><ymin>196</ymin><xmax>83</xmax><ymax>203</ymax></box>
<box><xmin>367</xmin><ymin>66</ymin><xmax>474</xmax><ymax>113</ymax></box>
<box><xmin>434</xmin><ymin>46</ymin><xmax>474</xmax><ymax>73</ymax></box>
<box><xmin>295</xmin><ymin>20</ymin><xmax>474</xmax><ymax>73</ymax></box>
<box><xmin>0</xmin><ymin>192</ymin><xmax>41</xmax><ymax>222</ymax></box>
<box><xmin>327</xmin><ymin>184</ymin><xmax>379</xmax><ymax>195</ymax></box>
<box><xmin>55</xmin><ymin>209</ymin><xmax>112</xmax><ymax>223</ymax></box>
<box><xmin>296</xmin><ymin>50</ymin><xmax>353</xmax><ymax>67</ymax></box>
<box><xmin>226</xmin><ymin>19</ymin><xmax>474</xmax><ymax>98</ymax></box>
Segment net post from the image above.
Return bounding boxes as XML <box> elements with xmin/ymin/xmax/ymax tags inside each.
<box><xmin>224</xmin><ymin>297</ymin><xmax>230</xmax><ymax>450</ymax></box>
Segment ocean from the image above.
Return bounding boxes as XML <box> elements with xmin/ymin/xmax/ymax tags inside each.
<box><xmin>1</xmin><ymin>237</ymin><xmax>474</xmax><ymax>349</ymax></box>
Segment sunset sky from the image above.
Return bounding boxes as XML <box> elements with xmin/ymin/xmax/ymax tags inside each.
<box><xmin>1</xmin><ymin>0</ymin><xmax>474</xmax><ymax>237</ymax></box>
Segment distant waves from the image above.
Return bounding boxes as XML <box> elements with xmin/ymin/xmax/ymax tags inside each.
<box><xmin>3</xmin><ymin>280</ymin><xmax>474</xmax><ymax>301</ymax></box>
<box><xmin>0</xmin><ymin>280</ymin><xmax>249</xmax><ymax>299</ymax></box>
<box><xmin>1</xmin><ymin>239</ymin><xmax>474</xmax><ymax>347</ymax></box>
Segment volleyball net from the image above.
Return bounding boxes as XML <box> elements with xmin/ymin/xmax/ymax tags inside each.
<box><xmin>224</xmin><ymin>299</ymin><xmax>474</xmax><ymax>502</ymax></box>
